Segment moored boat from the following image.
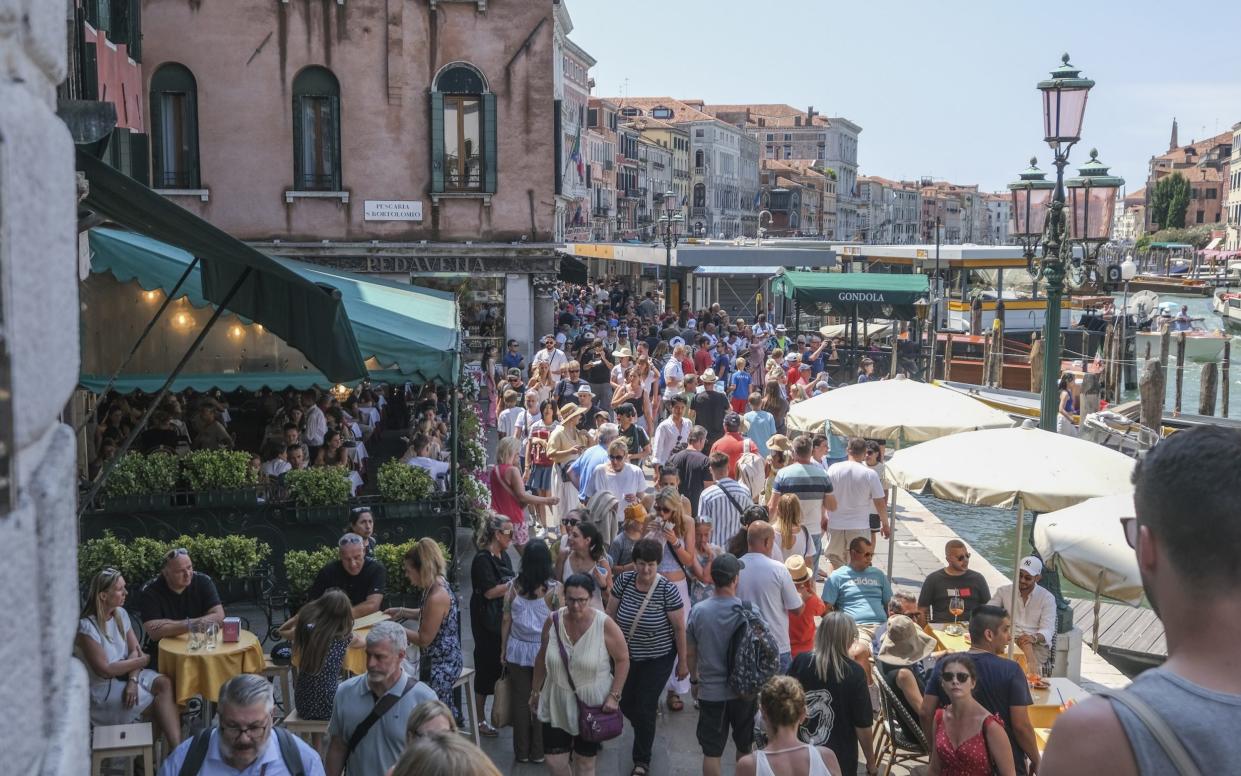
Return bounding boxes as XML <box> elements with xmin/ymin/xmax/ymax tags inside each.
<box><xmin>1212</xmin><ymin>289</ymin><xmax>1241</xmax><ymax>330</ymax></box>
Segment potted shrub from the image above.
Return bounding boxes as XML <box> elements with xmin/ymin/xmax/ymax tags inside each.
<box><xmin>376</xmin><ymin>461</ymin><xmax>434</xmax><ymax>519</ymax></box>
<box><xmin>285</xmin><ymin>467</ymin><xmax>353</xmax><ymax>523</ymax></box>
<box><xmin>375</xmin><ymin>538</ymin><xmax>454</xmax><ymax>606</ymax></box>
<box><xmin>283</xmin><ymin>546</ymin><xmax>337</xmax><ymax>606</ymax></box>
<box><xmin>168</xmin><ymin>533</ymin><xmax>271</xmax><ymax>604</ymax></box>
<box><xmin>101</xmin><ymin>453</ymin><xmax>176</xmax><ymax>510</ymax></box>
<box><xmin>183</xmin><ymin>450</ymin><xmax>259</xmax><ymax>506</ymax></box>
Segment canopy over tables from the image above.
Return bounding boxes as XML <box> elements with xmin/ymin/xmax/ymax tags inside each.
<box><xmin>1032</xmin><ymin>493</ymin><xmax>1142</xmax><ymax>606</ymax></box>
<box><xmin>771</xmin><ymin>270</ymin><xmax>929</xmax><ymax>319</ymax></box>
<box><xmin>85</xmin><ymin>228</ymin><xmax>462</xmax><ymax>389</ymax></box>
<box><xmin>785</xmin><ymin>375</ymin><xmax>1014</xmax><ymax>443</ymax></box>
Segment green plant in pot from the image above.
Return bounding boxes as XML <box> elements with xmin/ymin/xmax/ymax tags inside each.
<box><xmin>375</xmin><ymin>539</ymin><xmax>454</xmax><ymax>599</ymax></box>
<box><xmin>284</xmin><ymin>546</ymin><xmax>338</xmax><ymax>601</ymax></box>
<box><xmin>286</xmin><ymin>467</ymin><xmax>352</xmax><ymax>507</ymax></box>
<box><xmin>377</xmin><ymin>460</ymin><xmax>434</xmax><ymax>503</ymax></box>
<box><xmin>183</xmin><ymin>449</ymin><xmax>258</xmax><ymax>492</ymax></box>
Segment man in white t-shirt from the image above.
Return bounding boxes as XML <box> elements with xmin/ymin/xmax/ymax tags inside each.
<box><xmin>584</xmin><ymin>438</ymin><xmax>647</xmax><ymax>539</ymax></box>
<box><xmin>735</xmin><ymin>520</ymin><xmax>803</xmax><ymax>671</ymax></box>
<box><xmin>663</xmin><ymin>344</ymin><xmax>687</xmax><ymax>400</ymax></box>
<box><xmin>532</xmin><ymin>334</ymin><xmax>568</xmax><ymax>380</ymax></box>
<box><xmin>825</xmin><ymin>437</ymin><xmax>889</xmax><ymax>570</ymax></box>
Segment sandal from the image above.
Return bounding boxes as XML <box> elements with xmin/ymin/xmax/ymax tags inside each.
<box><xmin>666</xmin><ymin>692</ymin><xmax>684</xmax><ymax>712</ymax></box>
<box><xmin>478</xmin><ymin>721</ymin><xmax>499</xmax><ymax>737</ymax></box>
<box><xmin>631</xmin><ymin>765</ymin><xmax>649</xmax><ymax>776</ymax></box>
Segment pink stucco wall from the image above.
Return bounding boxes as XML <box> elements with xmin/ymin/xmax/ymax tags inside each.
<box><xmin>140</xmin><ymin>0</ymin><xmax>556</xmax><ymax>242</ymax></box>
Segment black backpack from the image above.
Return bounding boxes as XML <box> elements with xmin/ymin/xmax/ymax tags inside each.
<box><xmin>178</xmin><ymin>727</ymin><xmax>305</xmax><ymax>776</ymax></box>
<box><xmin>725</xmin><ymin>601</ymin><xmax>781</xmax><ymax>699</ymax></box>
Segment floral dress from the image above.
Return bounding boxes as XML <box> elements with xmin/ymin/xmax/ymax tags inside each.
<box><xmin>419</xmin><ymin>576</ymin><xmax>465</xmax><ymax>722</ymax></box>
<box><xmin>294</xmin><ymin>637</ymin><xmax>350</xmax><ymax>720</ymax></box>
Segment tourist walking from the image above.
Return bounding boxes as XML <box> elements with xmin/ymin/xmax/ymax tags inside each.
<box><xmin>532</xmin><ymin>574</ymin><xmax>630</xmax><ymax>776</ymax></box>
<box><xmin>607</xmin><ymin>538</ymin><xmax>689</xmax><ymax>775</ymax></box>
<box><xmin>470</xmin><ymin>515</ymin><xmax>517</xmax><ymax>737</ymax></box>
<box><xmin>735</xmin><ymin>675</ymin><xmax>842</xmax><ymax>776</ymax></box>
<box><xmin>928</xmin><ymin>654</ymin><xmax>1016</xmax><ymax>776</ymax></box>
<box><xmin>824</xmin><ymin>437</ymin><xmax>889</xmax><ymax>569</ymax></box>
<box><xmin>698</xmin><ymin>451</ymin><xmax>754</xmax><ymax>548</ymax></box>
<box><xmin>768</xmin><ymin>434</ymin><xmax>836</xmax><ymax>575</ymax></box>
<box><xmin>668</xmin><ymin>425</ymin><xmax>711</xmax><ymax>519</ymax></box>
<box><xmin>559</xmin><ymin>522</ymin><xmax>611</xmax><ymax>611</ymax></box>
<box><xmin>821</xmin><ymin>537</ymin><xmax>892</xmax><ymax>679</ymax></box>
<box><xmin>501</xmin><ymin>539</ymin><xmax>558</xmax><ymax>764</ymax></box>
<box><xmin>786</xmin><ymin>612</ymin><xmax>878</xmax><ymax>776</ymax></box>
<box><xmin>736</xmin><ymin>521</ymin><xmax>803</xmax><ymax>671</ymax></box>
<box><xmin>649</xmin><ymin>486</ymin><xmax>699</xmax><ymax>711</ymax></box>
<box><xmin>490</xmin><ymin>437</ymin><xmax>558</xmax><ymax>552</ymax></box>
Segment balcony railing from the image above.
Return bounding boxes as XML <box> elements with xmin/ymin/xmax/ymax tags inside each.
<box><xmin>593</xmin><ymin>206</ymin><xmax>611</xmax><ymax>217</ymax></box>
<box><xmin>691</xmin><ymin>207</ymin><xmax>709</xmax><ymax>218</ymax></box>
<box><xmin>693</xmin><ymin>166</ymin><xmax>708</xmax><ymax>176</ymax></box>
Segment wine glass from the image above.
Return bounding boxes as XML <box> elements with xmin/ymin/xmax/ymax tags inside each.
<box><xmin>947</xmin><ymin>596</ymin><xmax>965</xmax><ymax>636</ymax></box>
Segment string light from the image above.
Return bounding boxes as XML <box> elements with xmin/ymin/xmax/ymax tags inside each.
<box><xmin>228</xmin><ymin>325</ymin><xmax>244</xmax><ymax>339</ymax></box>
<box><xmin>173</xmin><ymin>312</ymin><xmax>191</xmax><ymax>328</ymax></box>
<box><xmin>144</xmin><ymin>290</ymin><xmax>159</xmax><ymax>302</ymax></box>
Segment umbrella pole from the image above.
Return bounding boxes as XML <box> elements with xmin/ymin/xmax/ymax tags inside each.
<box><xmin>1093</xmin><ymin>588</ymin><xmax>1101</xmax><ymax>653</ymax></box>
<box><xmin>1009</xmin><ymin>496</ymin><xmax>1024</xmax><ymax>660</ymax></box>
<box><xmin>885</xmin><ymin>431</ymin><xmax>903</xmax><ymax>579</ymax></box>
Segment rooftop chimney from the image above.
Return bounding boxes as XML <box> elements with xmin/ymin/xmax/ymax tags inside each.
<box><xmin>806</xmin><ymin>105</ymin><xmax>817</xmax><ymax>123</ymax></box>
<box><xmin>794</xmin><ymin>116</ymin><xmax>802</xmax><ymax>127</ymax></box>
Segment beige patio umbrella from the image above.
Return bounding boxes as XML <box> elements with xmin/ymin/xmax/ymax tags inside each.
<box><xmin>786</xmin><ymin>374</ymin><xmax>1015</xmax><ymax>442</ymax></box>
<box><xmin>1032</xmin><ymin>494</ymin><xmax>1144</xmax><ymax>649</ymax></box>
<box><xmin>886</xmin><ymin>423</ymin><xmax>1136</xmax><ymax>657</ymax></box>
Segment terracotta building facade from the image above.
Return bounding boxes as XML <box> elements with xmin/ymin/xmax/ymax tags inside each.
<box><xmin>140</xmin><ymin>0</ymin><xmax>565</xmax><ymax>356</ymax></box>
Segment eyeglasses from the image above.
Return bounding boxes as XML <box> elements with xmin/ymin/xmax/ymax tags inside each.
<box><xmin>942</xmin><ymin>671</ymin><xmax>973</xmax><ymax>685</ymax></box>
<box><xmin>952</xmin><ymin>553</ymin><xmax>971</xmax><ymax>561</ymax></box>
<box><xmin>565</xmin><ymin>596</ymin><xmax>591</xmax><ymax>606</ymax></box>
<box><xmin>1120</xmin><ymin>517</ymin><xmax>1138</xmax><ymax>549</ymax></box>
<box><xmin>220</xmin><ymin>719</ymin><xmax>270</xmax><ymax>738</ymax></box>
<box><xmin>164</xmin><ymin>548</ymin><xmax>189</xmax><ymax>562</ymax></box>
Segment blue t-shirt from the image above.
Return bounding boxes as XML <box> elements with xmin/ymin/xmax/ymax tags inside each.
<box><xmin>714</xmin><ymin>352</ymin><xmax>732</xmax><ymax>381</ymax></box>
<box><xmin>571</xmin><ymin>445</ymin><xmax>610</xmax><ymax>501</ymax></box>
<box><xmin>822</xmin><ymin>565</ymin><xmax>891</xmax><ymax>625</ymax></box>
<box><xmin>743</xmin><ymin>410</ymin><xmax>777</xmax><ymax>455</ymax></box>
<box><xmin>803</xmin><ymin>347</ymin><xmax>825</xmax><ymax>376</ymax></box>
<box><xmin>729</xmin><ymin>370</ymin><xmax>753</xmax><ymax>401</ymax></box>
<box><xmin>502</xmin><ymin>351</ymin><xmax>525</xmax><ymax>374</ymax></box>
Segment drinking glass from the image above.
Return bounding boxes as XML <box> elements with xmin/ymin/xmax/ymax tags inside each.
<box><xmin>188</xmin><ymin>621</ymin><xmax>204</xmax><ymax>651</ymax></box>
<box><xmin>204</xmin><ymin>622</ymin><xmax>220</xmax><ymax>651</ymax></box>
<box><xmin>947</xmin><ymin>596</ymin><xmax>965</xmax><ymax>636</ymax></box>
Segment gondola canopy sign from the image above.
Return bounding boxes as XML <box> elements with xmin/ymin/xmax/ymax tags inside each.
<box><xmin>771</xmin><ymin>270</ymin><xmax>929</xmax><ymax>319</ymax></box>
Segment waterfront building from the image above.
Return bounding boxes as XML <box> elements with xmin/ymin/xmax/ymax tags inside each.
<box><xmin>1145</xmin><ymin>120</ymin><xmax>1232</xmax><ymax>231</ymax></box>
<box><xmin>1225</xmin><ymin>122</ymin><xmax>1241</xmax><ymax>251</ymax></box>
<box><xmin>586</xmin><ymin>98</ymin><xmax>619</xmax><ymax>242</ymax></box>
<box><xmin>984</xmin><ymin>192</ymin><xmax>1013</xmax><ymax>245</ymax></box>
<box><xmin>858</xmin><ymin>176</ymin><xmax>921</xmax><ymax>244</ymax></box>
<box><xmin>554</xmin><ymin>2</ymin><xmax>596</xmax><ymax>242</ymax></box>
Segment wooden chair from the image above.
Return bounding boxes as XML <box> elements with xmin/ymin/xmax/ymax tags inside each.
<box><xmin>452</xmin><ymin>666</ymin><xmax>480</xmax><ymax>747</ymax></box>
<box><xmin>262</xmin><ymin>655</ymin><xmax>295</xmax><ymax>712</ymax></box>
<box><xmin>91</xmin><ymin>723</ymin><xmax>155</xmax><ymax>776</ymax></box>
<box><xmin>280</xmin><ymin>709</ymin><xmax>330</xmax><ymax>754</ymax></box>
<box><xmin>873</xmin><ymin>671</ymin><xmax>931</xmax><ymax>776</ymax></box>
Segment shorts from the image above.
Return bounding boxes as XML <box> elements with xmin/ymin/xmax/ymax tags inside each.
<box><xmin>696</xmin><ymin>697</ymin><xmax>757</xmax><ymax>758</ymax></box>
<box><xmin>542</xmin><ymin>722</ymin><xmax>602</xmax><ymax>758</ymax></box>
<box><xmin>730</xmin><ymin>397</ymin><xmax>748</xmax><ymax>414</ymax></box>
<box><xmin>825</xmin><ymin>528</ymin><xmax>871</xmax><ymax>569</ymax></box>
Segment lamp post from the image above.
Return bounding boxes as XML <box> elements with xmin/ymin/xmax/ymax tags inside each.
<box><xmin>658</xmin><ymin>190</ymin><xmax>683</xmax><ymax>314</ymax></box>
<box><xmin>1009</xmin><ymin>54</ymin><xmax>1123</xmax><ymax>430</ymax></box>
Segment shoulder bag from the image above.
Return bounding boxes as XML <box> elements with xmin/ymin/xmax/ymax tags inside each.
<box><xmin>551</xmin><ymin>611</ymin><xmax>624</xmax><ymax>743</ymax></box>
<box><xmin>1094</xmin><ymin>687</ymin><xmax>1202</xmax><ymax>776</ymax></box>
<box><xmin>344</xmin><ymin>676</ymin><xmax>419</xmax><ymax>761</ymax></box>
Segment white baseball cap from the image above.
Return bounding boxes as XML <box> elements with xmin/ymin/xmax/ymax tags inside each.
<box><xmin>1019</xmin><ymin>556</ymin><xmax>1044</xmax><ymax>576</ymax></box>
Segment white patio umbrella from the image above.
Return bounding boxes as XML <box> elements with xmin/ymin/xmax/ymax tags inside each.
<box><xmin>786</xmin><ymin>376</ymin><xmax>1014</xmax><ymax>577</ymax></box>
<box><xmin>1032</xmin><ymin>493</ymin><xmax>1144</xmax><ymax>650</ymax></box>
<box><xmin>886</xmin><ymin>424</ymin><xmax>1136</xmax><ymax>656</ymax></box>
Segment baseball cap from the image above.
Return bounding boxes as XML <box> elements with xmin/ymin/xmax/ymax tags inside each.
<box><xmin>576</xmin><ymin>384</ymin><xmax>594</xmax><ymax>396</ymax></box>
<box><xmin>710</xmin><ymin>553</ymin><xmax>745</xmax><ymax>585</ymax></box>
<box><xmin>1019</xmin><ymin>556</ymin><xmax>1044</xmax><ymax>576</ymax></box>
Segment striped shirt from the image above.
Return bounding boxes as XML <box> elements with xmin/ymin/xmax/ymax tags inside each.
<box><xmin>771</xmin><ymin>462</ymin><xmax>833</xmax><ymax>536</ymax></box>
<box><xmin>610</xmin><ymin>572</ymin><xmax>682</xmax><ymax>661</ymax></box>
<box><xmin>699</xmin><ymin>478</ymin><xmax>754</xmax><ymax>547</ymax></box>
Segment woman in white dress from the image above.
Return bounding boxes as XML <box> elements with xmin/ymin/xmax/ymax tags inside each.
<box><xmin>75</xmin><ymin>568</ymin><xmax>181</xmax><ymax>749</ymax></box>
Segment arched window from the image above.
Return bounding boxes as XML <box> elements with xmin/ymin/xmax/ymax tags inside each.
<box><xmin>292</xmin><ymin>67</ymin><xmax>342</xmax><ymax>191</ymax></box>
<box><xmin>694</xmin><ymin>149</ymin><xmax>705</xmax><ymax>169</ymax></box>
<box><xmin>693</xmin><ymin>183</ymin><xmax>706</xmax><ymax>208</ymax></box>
<box><xmin>431</xmin><ymin>62</ymin><xmax>496</xmax><ymax>194</ymax></box>
<box><xmin>150</xmin><ymin>64</ymin><xmax>200</xmax><ymax>188</ymax></box>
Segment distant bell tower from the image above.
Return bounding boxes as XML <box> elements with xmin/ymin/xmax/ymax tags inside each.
<box><xmin>1169</xmin><ymin>117</ymin><xmax>1179</xmax><ymax>151</ymax></box>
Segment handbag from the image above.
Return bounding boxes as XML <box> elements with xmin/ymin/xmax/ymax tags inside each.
<box><xmin>551</xmin><ymin>611</ymin><xmax>624</xmax><ymax>743</ymax></box>
<box><xmin>491</xmin><ymin>668</ymin><xmax>512</xmax><ymax>729</ymax></box>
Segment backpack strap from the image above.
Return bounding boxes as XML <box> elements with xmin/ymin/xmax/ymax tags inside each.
<box><xmin>274</xmin><ymin>727</ymin><xmax>306</xmax><ymax>776</ymax></box>
<box><xmin>177</xmin><ymin>730</ymin><xmax>213</xmax><ymax>776</ymax></box>
<box><xmin>1094</xmin><ymin>687</ymin><xmax>1203</xmax><ymax>776</ymax></box>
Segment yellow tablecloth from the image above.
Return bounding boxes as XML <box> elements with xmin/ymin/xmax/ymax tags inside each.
<box><xmin>344</xmin><ymin>625</ymin><xmax>372</xmax><ymax>676</ymax></box>
<box><xmin>931</xmin><ymin>626</ymin><xmax>1029</xmax><ymax>672</ymax></box>
<box><xmin>158</xmin><ymin>630</ymin><xmax>266</xmax><ymax>705</ymax></box>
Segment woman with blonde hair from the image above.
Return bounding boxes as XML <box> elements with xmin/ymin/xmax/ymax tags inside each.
<box><xmin>385</xmin><ymin>539</ymin><xmax>464</xmax><ymax>722</ymax></box>
<box><xmin>635</xmin><ymin>354</ymin><xmax>659</xmax><ymax>429</ymax></box>
<box><xmin>390</xmin><ymin>732</ymin><xmax>501</xmax><ymax>776</ymax></box>
<box><xmin>649</xmin><ymin>486</ymin><xmax>699</xmax><ymax>712</ymax></box>
<box><xmin>527</xmin><ymin>360</ymin><xmax>553</xmax><ymax>405</ymax></box>
<box><xmin>772</xmin><ymin>492</ymin><xmax>812</xmax><ymax>563</ymax></box>
<box><xmin>404</xmin><ymin>699</ymin><xmax>458</xmax><ymax>742</ymax></box>
<box><xmin>490</xmin><ymin>435</ymin><xmax>558</xmax><ymax>550</ymax></box>
<box><xmin>736</xmin><ymin>676</ymin><xmax>842</xmax><ymax>776</ymax></box>
<box><xmin>786</xmin><ymin>612</ymin><xmax>878</xmax><ymax>776</ymax></box>
<box><xmin>75</xmin><ymin>568</ymin><xmax>181</xmax><ymax>748</ymax></box>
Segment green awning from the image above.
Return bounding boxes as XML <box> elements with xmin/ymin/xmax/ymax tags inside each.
<box><xmin>772</xmin><ymin>270</ymin><xmax>929</xmax><ymax>319</ymax></box>
<box><xmin>77</xmin><ymin>150</ymin><xmax>368</xmax><ymax>382</ymax></box>
<box><xmin>87</xmin><ymin>228</ymin><xmax>461</xmax><ymax>388</ymax></box>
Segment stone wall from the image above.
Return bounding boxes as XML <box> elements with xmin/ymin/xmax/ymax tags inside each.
<box><xmin>0</xmin><ymin>1</ymin><xmax>89</xmax><ymax>773</ymax></box>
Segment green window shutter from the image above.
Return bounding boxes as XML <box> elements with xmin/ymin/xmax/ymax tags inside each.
<box><xmin>292</xmin><ymin>96</ymin><xmax>304</xmax><ymax>190</ymax></box>
<box><xmin>186</xmin><ymin>92</ymin><xmax>200</xmax><ymax>188</ymax></box>
<box><xmin>482</xmin><ymin>92</ymin><xmax>497</xmax><ymax>194</ymax></box>
<box><xmin>328</xmin><ymin>95</ymin><xmax>341</xmax><ymax>190</ymax></box>
<box><xmin>430</xmin><ymin>91</ymin><xmax>445</xmax><ymax>193</ymax></box>
<box><xmin>149</xmin><ymin>91</ymin><xmax>165</xmax><ymax>185</ymax></box>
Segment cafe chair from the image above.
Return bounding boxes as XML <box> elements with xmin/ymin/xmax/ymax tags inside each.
<box><xmin>280</xmin><ymin>709</ymin><xmax>329</xmax><ymax>754</ymax></box>
<box><xmin>873</xmin><ymin>671</ymin><xmax>930</xmax><ymax>776</ymax></box>
<box><xmin>91</xmin><ymin>722</ymin><xmax>155</xmax><ymax>776</ymax></box>
<box><xmin>452</xmin><ymin>667</ymin><xmax>480</xmax><ymax>747</ymax></box>
<box><xmin>262</xmin><ymin>655</ymin><xmax>295</xmax><ymax>712</ymax></box>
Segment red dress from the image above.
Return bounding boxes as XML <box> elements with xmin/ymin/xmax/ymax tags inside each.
<box><xmin>934</xmin><ymin>707</ymin><xmax>1005</xmax><ymax>776</ymax></box>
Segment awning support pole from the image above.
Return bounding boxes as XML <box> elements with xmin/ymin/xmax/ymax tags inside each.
<box><xmin>75</xmin><ymin>256</ymin><xmax>200</xmax><ymax>434</ymax></box>
<box><xmin>78</xmin><ymin>266</ymin><xmax>253</xmax><ymax>517</ymax></box>
<box><xmin>885</xmin><ymin>430</ymin><xmax>903</xmax><ymax>579</ymax></box>
<box><xmin>1008</xmin><ymin>495</ymin><xmax>1025</xmax><ymax>660</ymax></box>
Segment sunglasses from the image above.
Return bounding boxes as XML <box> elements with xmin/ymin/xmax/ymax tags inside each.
<box><xmin>609</xmin><ymin>455</ymin><xmax>626</xmax><ymax>461</ymax></box>
<box><xmin>164</xmin><ymin>547</ymin><xmax>189</xmax><ymax>561</ymax></box>
<box><xmin>953</xmin><ymin>553</ymin><xmax>971</xmax><ymax>561</ymax></box>
<box><xmin>562</xmin><ymin>518</ymin><xmax>580</xmax><ymax>527</ymax></box>
<box><xmin>338</xmin><ymin>535</ymin><xmax>364</xmax><ymax>547</ymax></box>
<box><xmin>499</xmin><ymin>528</ymin><xmax>514</xmax><ymax>536</ymax></box>
<box><xmin>942</xmin><ymin>671</ymin><xmax>973</xmax><ymax>685</ymax></box>
<box><xmin>1120</xmin><ymin>517</ymin><xmax>1138</xmax><ymax>549</ymax></box>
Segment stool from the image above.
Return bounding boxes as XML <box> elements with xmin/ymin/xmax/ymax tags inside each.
<box><xmin>262</xmin><ymin>656</ymin><xmax>295</xmax><ymax>711</ymax></box>
<box><xmin>281</xmin><ymin>709</ymin><xmax>330</xmax><ymax>753</ymax></box>
<box><xmin>91</xmin><ymin>723</ymin><xmax>154</xmax><ymax>776</ymax></box>
<box><xmin>452</xmin><ymin>667</ymin><xmax>480</xmax><ymax>746</ymax></box>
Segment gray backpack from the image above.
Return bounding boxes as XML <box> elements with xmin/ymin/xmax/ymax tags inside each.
<box><xmin>726</xmin><ymin>601</ymin><xmax>781</xmax><ymax>699</ymax></box>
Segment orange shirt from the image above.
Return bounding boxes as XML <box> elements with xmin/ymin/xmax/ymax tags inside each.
<box><xmin>788</xmin><ymin>593</ymin><xmax>827</xmax><ymax>657</ymax></box>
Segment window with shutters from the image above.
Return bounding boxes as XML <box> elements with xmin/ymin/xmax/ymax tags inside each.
<box><xmin>291</xmin><ymin>67</ymin><xmax>342</xmax><ymax>191</ymax></box>
<box><xmin>149</xmin><ymin>64</ymin><xmax>200</xmax><ymax>189</ymax></box>
<box><xmin>431</xmin><ymin>63</ymin><xmax>496</xmax><ymax>194</ymax></box>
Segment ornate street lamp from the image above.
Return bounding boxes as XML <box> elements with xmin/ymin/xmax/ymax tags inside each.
<box><xmin>1015</xmin><ymin>54</ymin><xmax>1123</xmax><ymax>431</ymax></box>
<box><xmin>657</xmin><ymin>190</ymin><xmax>683</xmax><ymax>313</ymax></box>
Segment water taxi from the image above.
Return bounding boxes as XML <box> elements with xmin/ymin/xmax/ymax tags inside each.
<box><xmin>1212</xmin><ymin>289</ymin><xmax>1241</xmax><ymax>330</ymax></box>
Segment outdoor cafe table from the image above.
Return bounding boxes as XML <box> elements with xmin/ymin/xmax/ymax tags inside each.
<box><xmin>295</xmin><ymin>613</ymin><xmax>418</xmax><ymax>676</ymax></box>
<box><xmin>931</xmin><ymin>624</ymin><xmax>1029</xmax><ymax>673</ymax></box>
<box><xmin>1029</xmin><ymin>677</ymin><xmax>1090</xmax><ymax>749</ymax></box>
<box><xmin>158</xmin><ymin>630</ymin><xmax>266</xmax><ymax>705</ymax></box>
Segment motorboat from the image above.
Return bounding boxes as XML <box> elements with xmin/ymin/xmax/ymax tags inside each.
<box><xmin>1135</xmin><ymin>308</ymin><xmax>1229</xmax><ymax>363</ymax></box>
<box><xmin>1212</xmin><ymin>289</ymin><xmax>1241</xmax><ymax>330</ymax></box>
<box><xmin>1079</xmin><ymin>411</ymin><xmax>1160</xmax><ymax>458</ymax></box>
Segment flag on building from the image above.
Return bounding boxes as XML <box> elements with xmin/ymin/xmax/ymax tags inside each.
<box><xmin>753</xmin><ymin>190</ymin><xmax>762</xmax><ymax>209</ymax></box>
<box><xmin>569</xmin><ymin>126</ymin><xmax>584</xmax><ymax>181</ymax></box>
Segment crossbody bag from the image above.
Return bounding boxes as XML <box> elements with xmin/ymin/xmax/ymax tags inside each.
<box><xmin>345</xmin><ymin>676</ymin><xmax>419</xmax><ymax>761</ymax></box>
<box><xmin>1093</xmin><ymin>687</ymin><xmax>1202</xmax><ymax>776</ymax></box>
<box><xmin>551</xmin><ymin>611</ymin><xmax>624</xmax><ymax>743</ymax></box>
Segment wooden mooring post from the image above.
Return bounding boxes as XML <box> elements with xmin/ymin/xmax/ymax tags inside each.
<box><xmin>1029</xmin><ymin>336</ymin><xmax>1043</xmax><ymax>393</ymax></box>
<box><xmin>1200</xmin><ymin>362</ymin><xmax>1219</xmax><ymax>416</ymax></box>
<box><xmin>1139</xmin><ymin>358</ymin><xmax>1165</xmax><ymax>430</ymax></box>
<box><xmin>1174</xmin><ymin>333</ymin><xmax>1186</xmax><ymax>415</ymax></box>
<box><xmin>944</xmin><ymin>334</ymin><xmax>954</xmax><ymax>382</ymax></box>
<box><xmin>1224</xmin><ymin>341</ymin><xmax>1232</xmax><ymax>417</ymax></box>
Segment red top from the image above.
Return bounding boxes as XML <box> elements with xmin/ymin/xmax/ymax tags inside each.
<box><xmin>934</xmin><ymin>708</ymin><xmax>1005</xmax><ymax>776</ymax></box>
<box><xmin>787</xmin><ymin>594</ymin><xmax>826</xmax><ymax>657</ymax></box>
<box><xmin>710</xmin><ymin>432</ymin><xmax>757</xmax><ymax>479</ymax></box>
<box><xmin>529</xmin><ymin>427</ymin><xmax>552</xmax><ymax>466</ymax></box>
<box><xmin>489</xmin><ymin>464</ymin><xmax>524</xmax><ymax>525</ymax></box>
<box><xmin>693</xmin><ymin>348</ymin><xmax>715</xmax><ymax>375</ymax></box>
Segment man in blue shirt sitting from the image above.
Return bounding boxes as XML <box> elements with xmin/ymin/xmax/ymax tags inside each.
<box><xmin>822</xmin><ymin>536</ymin><xmax>892</xmax><ymax>682</ymax></box>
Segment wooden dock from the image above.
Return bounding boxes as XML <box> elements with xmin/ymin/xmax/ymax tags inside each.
<box><xmin>1069</xmin><ymin>598</ymin><xmax>1167</xmax><ymax>665</ymax></box>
